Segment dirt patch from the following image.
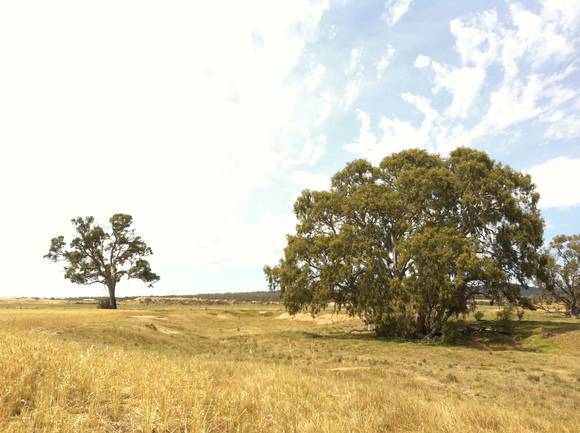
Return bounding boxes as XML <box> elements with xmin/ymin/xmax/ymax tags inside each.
<box><xmin>258</xmin><ymin>311</ymin><xmax>275</xmax><ymax>317</ymax></box>
<box><xmin>157</xmin><ymin>326</ymin><xmax>179</xmax><ymax>335</ymax></box>
<box><xmin>130</xmin><ymin>315</ymin><xmax>168</xmax><ymax>321</ymax></box>
<box><xmin>143</xmin><ymin>322</ymin><xmax>180</xmax><ymax>334</ymax></box>
<box><xmin>328</xmin><ymin>367</ymin><xmax>371</xmax><ymax>372</ymax></box>
<box><xmin>33</xmin><ymin>328</ymin><xmax>64</xmax><ymax>336</ymax></box>
<box><xmin>413</xmin><ymin>375</ymin><xmax>445</xmax><ymax>388</ymax></box>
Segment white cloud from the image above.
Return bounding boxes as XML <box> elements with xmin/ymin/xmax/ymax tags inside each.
<box><xmin>345</xmin><ymin>94</ymin><xmax>438</xmax><ymax>163</ymax></box>
<box><xmin>431</xmin><ymin>62</ymin><xmax>488</xmax><ymax>118</ymax></box>
<box><xmin>346</xmin><ymin>47</ymin><xmax>363</xmax><ymax>76</ymax></box>
<box><xmin>343</xmin><ymin>47</ymin><xmax>364</xmax><ymax>109</ymax></box>
<box><xmin>376</xmin><ymin>45</ymin><xmax>396</xmax><ymax>80</ymax></box>
<box><xmin>543</xmin><ymin>113</ymin><xmax>580</xmax><ymax>139</ymax></box>
<box><xmin>343</xmin><ymin>109</ymin><xmax>379</xmax><ymax>160</ymax></box>
<box><xmin>376</xmin><ymin>118</ymin><xmax>426</xmax><ymax>154</ymax></box>
<box><xmin>473</xmin><ymin>75</ymin><xmax>544</xmax><ymax>136</ymax></box>
<box><xmin>291</xmin><ymin>170</ymin><xmax>331</xmax><ymax>191</ymax></box>
<box><xmin>288</xmin><ymin>132</ymin><xmax>327</xmax><ymax>166</ymax></box>
<box><xmin>542</xmin><ymin>0</ymin><xmax>580</xmax><ymax>31</ymax></box>
<box><xmin>469</xmin><ymin>67</ymin><xmax>577</xmax><ymax>142</ymax></box>
<box><xmin>0</xmin><ymin>0</ymin><xmax>332</xmax><ymax>296</ymax></box>
<box><xmin>195</xmin><ymin>215</ymin><xmax>297</xmax><ymax>269</ymax></box>
<box><xmin>383</xmin><ymin>0</ymin><xmax>414</xmax><ymax>26</ymax></box>
<box><xmin>416</xmin><ymin>10</ymin><xmax>498</xmax><ymax>119</ymax></box>
<box><xmin>317</xmin><ymin>91</ymin><xmax>335</xmax><ymax>123</ymax></box>
<box><xmin>449</xmin><ymin>9</ymin><xmax>499</xmax><ymax>67</ymax></box>
<box><xmin>400</xmin><ymin>2</ymin><xmax>580</xmax><ymax>154</ymax></box>
<box><xmin>306</xmin><ymin>63</ymin><xmax>327</xmax><ymax>92</ymax></box>
<box><xmin>509</xmin><ymin>3</ymin><xmax>575</xmax><ymax>68</ymax></box>
<box><xmin>528</xmin><ymin>157</ymin><xmax>580</xmax><ymax>208</ymax></box>
<box><xmin>343</xmin><ymin>79</ymin><xmax>363</xmax><ymax>110</ymax></box>
<box><xmin>414</xmin><ymin>54</ymin><xmax>431</xmax><ymax>68</ymax></box>
<box><xmin>401</xmin><ymin>93</ymin><xmax>439</xmax><ymax>128</ymax></box>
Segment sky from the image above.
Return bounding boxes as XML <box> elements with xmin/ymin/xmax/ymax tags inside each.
<box><xmin>0</xmin><ymin>0</ymin><xmax>579</xmax><ymax>298</ymax></box>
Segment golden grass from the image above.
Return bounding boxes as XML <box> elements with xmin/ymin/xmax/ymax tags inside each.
<box><xmin>0</xmin><ymin>303</ymin><xmax>579</xmax><ymax>433</ymax></box>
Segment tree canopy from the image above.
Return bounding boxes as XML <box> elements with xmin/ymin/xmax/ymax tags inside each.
<box><xmin>45</xmin><ymin>214</ymin><xmax>159</xmax><ymax>309</ymax></box>
<box><xmin>265</xmin><ymin>148</ymin><xmax>545</xmax><ymax>337</ymax></box>
<box><xmin>539</xmin><ymin>234</ymin><xmax>580</xmax><ymax>317</ymax></box>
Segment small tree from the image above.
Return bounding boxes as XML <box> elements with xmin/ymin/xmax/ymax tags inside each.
<box><xmin>539</xmin><ymin>235</ymin><xmax>579</xmax><ymax>318</ymax></box>
<box><xmin>45</xmin><ymin>214</ymin><xmax>159</xmax><ymax>309</ymax></box>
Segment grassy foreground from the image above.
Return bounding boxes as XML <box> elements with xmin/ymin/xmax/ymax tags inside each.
<box><xmin>0</xmin><ymin>301</ymin><xmax>579</xmax><ymax>433</ymax></box>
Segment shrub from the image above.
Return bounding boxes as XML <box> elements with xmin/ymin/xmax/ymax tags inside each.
<box><xmin>474</xmin><ymin>311</ymin><xmax>484</xmax><ymax>322</ymax></box>
<box><xmin>495</xmin><ymin>306</ymin><xmax>515</xmax><ymax>333</ymax></box>
<box><xmin>441</xmin><ymin>320</ymin><xmax>466</xmax><ymax>344</ymax></box>
<box><xmin>519</xmin><ymin>297</ymin><xmax>536</xmax><ymax>310</ymax></box>
<box><xmin>516</xmin><ymin>309</ymin><xmax>525</xmax><ymax>321</ymax></box>
<box><xmin>371</xmin><ymin>312</ymin><xmax>416</xmax><ymax>339</ymax></box>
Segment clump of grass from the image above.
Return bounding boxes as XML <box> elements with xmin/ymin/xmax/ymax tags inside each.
<box><xmin>495</xmin><ymin>306</ymin><xmax>515</xmax><ymax>334</ymax></box>
<box><xmin>445</xmin><ymin>373</ymin><xmax>459</xmax><ymax>383</ymax></box>
<box><xmin>527</xmin><ymin>374</ymin><xmax>541</xmax><ymax>383</ymax></box>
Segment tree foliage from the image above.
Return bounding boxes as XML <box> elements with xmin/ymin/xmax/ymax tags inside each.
<box><xmin>539</xmin><ymin>234</ymin><xmax>580</xmax><ymax>317</ymax></box>
<box><xmin>265</xmin><ymin>148</ymin><xmax>544</xmax><ymax>338</ymax></box>
<box><xmin>45</xmin><ymin>214</ymin><xmax>159</xmax><ymax>309</ymax></box>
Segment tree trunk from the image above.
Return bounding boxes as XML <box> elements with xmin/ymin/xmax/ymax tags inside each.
<box><xmin>416</xmin><ymin>312</ymin><xmax>427</xmax><ymax>337</ymax></box>
<box><xmin>107</xmin><ymin>283</ymin><xmax>117</xmax><ymax>309</ymax></box>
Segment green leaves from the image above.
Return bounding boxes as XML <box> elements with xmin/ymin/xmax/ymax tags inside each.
<box><xmin>266</xmin><ymin>148</ymin><xmax>545</xmax><ymax>338</ymax></box>
<box><xmin>127</xmin><ymin>259</ymin><xmax>159</xmax><ymax>287</ymax></box>
<box><xmin>45</xmin><ymin>214</ymin><xmax>160</xmax><ymax>307</ymax></box>
<box><xmin>45</xmin><ymin>236</ymin><xmax>66</xmax><ymax>262</ymax></box>
<box><xmin>540</xmin><ymin>234</ymin><xmax>580</xmax><ymax>317</ymax></box>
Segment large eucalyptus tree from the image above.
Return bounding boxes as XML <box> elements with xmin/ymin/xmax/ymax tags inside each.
<box><xmin>45</xmin><ymin>214</ymin><xmax>159</xmax><ymax>309</ymax></box>
<box><xmin>265</xmin><ymin>148</ymin><xmax>544</xmax><ymax>337</ymax></box>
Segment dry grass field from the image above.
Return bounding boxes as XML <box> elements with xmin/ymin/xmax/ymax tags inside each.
<box><xmin>0</xmin><ymin>300</ymin><xmax>579</xmax><ymax>433</ymax></box>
